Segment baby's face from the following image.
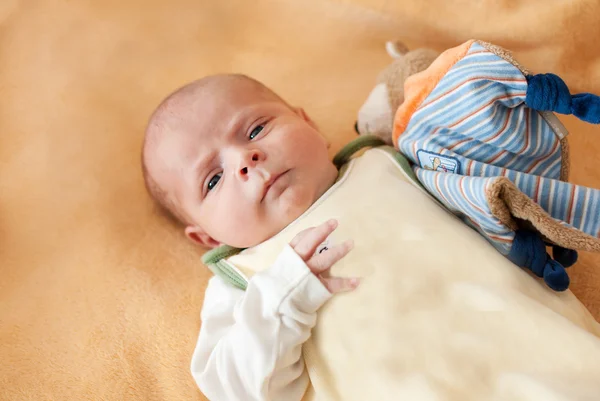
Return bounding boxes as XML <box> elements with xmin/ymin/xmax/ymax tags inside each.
<box><xmin>152</xmin><ymin>78</ymin><xmax>337</xmax><ymax>248</ymax></box>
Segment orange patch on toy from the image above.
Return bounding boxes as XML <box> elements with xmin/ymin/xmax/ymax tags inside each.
<box><xmin>392</xmin><ymin>40</ymin><xmax>475</xmax><ymax>145</ymax></box>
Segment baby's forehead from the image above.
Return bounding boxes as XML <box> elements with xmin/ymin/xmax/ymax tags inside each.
<box><xmin>200</xmin><ymin>77</ymin><xmax>283</xmax><ymax>109</ymax></box>
<box><xmin>166</xmin><ymin>77</ymin><xmax>280</xmax><ymax>122</ymax></box>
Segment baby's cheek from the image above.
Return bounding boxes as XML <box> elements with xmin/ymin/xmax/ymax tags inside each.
<box><xmin>286</xmin><ymin>124</ymin><xmax>320</xmax><ymax>149</ymax></box>
<box><xmin>215</xmin><ymin>212</ymin><xmax>263</xmax><ymax>247</ymax></box>
<box><xmin>276</xmin><ymin>184</ymin><xmax>313</xmax><ymax>220</ymax></box>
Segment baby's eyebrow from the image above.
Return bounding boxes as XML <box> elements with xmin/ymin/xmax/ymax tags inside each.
<box><xmin>225</xmin><ymin>103</ymin><xmax>267</xmax><ymax>138</ymax></box>
<box><xmin>225</xmin><ymin>108</ymin><xmax>253</xmax><ymax>138</ymax></box>
<box><xmin>193</xmin><ymin>150</ymin><xmax>217</xmax><ymax>188</ymax></box>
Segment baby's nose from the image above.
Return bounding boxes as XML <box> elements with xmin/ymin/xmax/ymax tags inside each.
<box><xmin>238</xmin><ymin>152</ymin><xmax>260</xmax><ymax>177</ymax></box>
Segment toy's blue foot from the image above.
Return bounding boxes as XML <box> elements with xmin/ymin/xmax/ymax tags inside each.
<box><xmin>508</xmin><ymin>230</ymin><xmax>570</xmax><ymax>291</ymax></box>
<box><xmin>542</xmin><ymin>258</ymin><xmax>570</xmax><ymax>292</ymax></box>
<box><xmin>552</xmin><ymin>246</ymin><xmax>578</xmax><ymax>268</ymax></box>
<box><xmin>508</xmin><ymin>230</ymin><xmax>546</xmax><ymax>276</ymax></box>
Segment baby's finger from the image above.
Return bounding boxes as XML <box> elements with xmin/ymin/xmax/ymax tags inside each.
<box><xmin>308</xmin><ymin>240</ymin><xmax>354</xmax><ymax>275</ymax></box>
<box><xmin>291</xmin><ymin>219</ymin><xmax>338</xmax><ymax>260</ymax></box>
<box><xmin>321</xmin><ymin>276</ymin><xmax>360</xmax><ymax>294</ymax></box>
<box><xmin>289</xmin><ymin>227</ymin><xmax>313</xmax><ymax>249</ymax></box>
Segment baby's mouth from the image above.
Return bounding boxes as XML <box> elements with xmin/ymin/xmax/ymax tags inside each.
<box><xmin>261</xmin><ymin>169</ymin><xmax>290</xmax><ymax>202</ymax></box>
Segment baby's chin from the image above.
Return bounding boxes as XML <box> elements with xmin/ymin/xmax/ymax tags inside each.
<box><xmin>232</xmin><ymin>187</ymin><xmax>315</xmax><ymax>248</ymax></box>
<box><xmin>277</xmin><ymin>181</ymin><xmax>318</xmax><ymax>220</ymax></box>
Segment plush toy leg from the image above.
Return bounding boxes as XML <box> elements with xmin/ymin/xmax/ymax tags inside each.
<box><xmin>508</xmin><ymin>230</ymin><xmax>570</xmax><ymax>291</ymax></box>
<box><xmin>526</xmin><ymin>73</ymin><xmax>600</xmax><ymax>124</ymax></box>
<box><xmin>552</xmin><ymin>246</ymin><xmax>578</xmax><ymax>268</ymax></box>
<box><xmin>542</xmin><ymin>259</ymin><xmax>570</xmax><ymax>292</ymax></box>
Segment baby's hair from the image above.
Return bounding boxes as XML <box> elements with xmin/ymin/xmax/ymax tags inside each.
<box><xmin>141</xmin><ymin>154</ymin><xmax>188</xmax><ymax>226</ymax></box>
<box><xmin>141</xmin><ymin>74</ymin><xmax>285</xmax><ymax>226</ymax></box>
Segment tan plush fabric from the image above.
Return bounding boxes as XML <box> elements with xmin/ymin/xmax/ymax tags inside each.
<box><xmin>1</xmin><ymin>0</ymin><xmax>600</xmax><ymax>399</ymax></box>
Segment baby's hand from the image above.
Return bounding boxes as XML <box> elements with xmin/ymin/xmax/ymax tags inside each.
<box><xmin>289</xmin><ymin>219</ymin><xmax>359</xmax><ymax>294</ymax></box>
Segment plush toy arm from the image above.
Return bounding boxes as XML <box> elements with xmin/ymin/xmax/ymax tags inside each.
<box><xmin>526</xmin><ymin>73</ymin><xmax>600</xmax><ymax>124</ymax></box>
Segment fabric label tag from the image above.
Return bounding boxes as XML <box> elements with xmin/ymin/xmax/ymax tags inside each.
<box><xmin>417</xmin><ymin>150</ymin><xmax>461</xmax><ymax>174</ymax></box>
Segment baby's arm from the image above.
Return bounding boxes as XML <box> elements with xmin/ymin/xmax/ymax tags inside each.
<box><xmin>191</xmin><ymin>220</ymin><xmax>357</xmax><ymax>401</ymax></box>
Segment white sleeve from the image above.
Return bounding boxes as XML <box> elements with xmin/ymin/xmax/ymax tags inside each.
<box><xmin>191</xmin><ymin>244</ymin><xmax>332</xmax><ymax>401</ymax></box>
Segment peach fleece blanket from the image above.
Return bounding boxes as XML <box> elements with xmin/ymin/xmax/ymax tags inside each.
<box><xmin>2</xmin><ymin>0</ymin><xmax>600</xmax><ymax>399</ymax></box>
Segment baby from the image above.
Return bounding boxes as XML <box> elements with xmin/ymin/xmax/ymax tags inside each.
<box><xmin>144</xmin><ymin>73</ymin><xmax>600</xmax><ymax>401</ymax></box>
<box><xmin>142</xmin><ymin>74</ymin><xmax>359</xmax><ymax>400</ymax></box>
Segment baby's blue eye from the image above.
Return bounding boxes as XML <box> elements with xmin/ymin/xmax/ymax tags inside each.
<box><xmin>249</xmin><ymin>125</ymin><xmax>264</xmax><ymax>140</ymax></box>
<box><xmin>207</xmin><ymin>173</ymin><xmax>221</xmax><ymax>191</ymax></box>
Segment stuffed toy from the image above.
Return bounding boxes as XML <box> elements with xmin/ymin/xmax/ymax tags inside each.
<box><xmin>356</xmin><ymin>39</ymin><xmax>600</xmax><ymax>291</ymax></box>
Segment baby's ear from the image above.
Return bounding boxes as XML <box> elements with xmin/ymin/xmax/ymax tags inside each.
<box><xmin>294</xmin><ymin>106</ymin><xmax>330</xmax><ymax>147</ymax></box>
<box><xmin>294</xmin><ymin>107</ymin><xmax>318</xmax><ymax>129</ymax></box>
<box><xmin>185</xmin><ymin>226</ymin><xmax>220</xmax><ymax>248</ymax></box>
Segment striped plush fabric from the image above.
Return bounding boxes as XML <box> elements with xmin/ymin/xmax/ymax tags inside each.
<box><xmin>395</xmin><ymin>41</ymin><xmax>600</xmax><ymax>255</ymax></box>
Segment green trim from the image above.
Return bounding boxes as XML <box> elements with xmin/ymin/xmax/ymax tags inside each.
<box><xmin>202</xmin><ymin>245</ymin><xmax>248</xmax><ymax>290</ymax></box>
<box><xmin>332</xmin><ymin>135</ymin><xmax>387</xmax><ymax>169</ymax></box>
<box><xmin>202</xmin><ymin>244</ymin><xmax>245</xmax><ymax>265</ymax></box>
<box><xmin>209</xmin><ymin>260</ymin><xmax>248</xmax><ymax>290</ymax></box>
<box><xmin>380</xmin><ymin>147</ymin><xmax>422</xmax><ymax>187</ymax></box>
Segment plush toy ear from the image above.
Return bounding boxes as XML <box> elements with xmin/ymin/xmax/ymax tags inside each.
<box><xmin>386</xmin><ymin>41</ymin><xmax>409</xmax><ymax>59</ymax></box>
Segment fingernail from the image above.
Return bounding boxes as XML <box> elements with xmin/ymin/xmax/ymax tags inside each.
<box><xmin>350</xmin><ymin>278</ymin><xmax>360</xmax><ymax>287</ymax></box>
<box><xmin>346</xmin><ymin>239</ymin><xmax>354</xmax><ymax>249</ymax></box>
<box><xmin>328</xmin><ymin>219</ymin><xmax>338</xmax><ymax>228</ymax></box>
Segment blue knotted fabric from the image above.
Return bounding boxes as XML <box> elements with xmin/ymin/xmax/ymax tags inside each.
<box><xmin>526</xmin><ymin>73</ymin><xmax>600</xmax><ymax>124</ymax></box>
